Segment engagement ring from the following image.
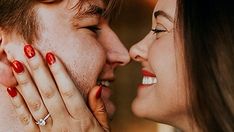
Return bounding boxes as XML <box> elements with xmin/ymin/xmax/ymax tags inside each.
<box><xmin>36</xmin><ymin>114</ymin><xmax>50</xmax><ymax>126</ymax></box>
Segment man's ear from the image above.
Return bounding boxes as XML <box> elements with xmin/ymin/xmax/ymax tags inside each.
<box><xmin>0</xmin><ymin>30</ymin><xmax>17</xmax><ymax>87</ymax></box>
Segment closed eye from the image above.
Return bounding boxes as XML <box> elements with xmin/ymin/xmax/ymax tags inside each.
<box><xmin>86</xmin><ymin>26</ymin><xmax>101</xmax><ymax>33</ymax></box>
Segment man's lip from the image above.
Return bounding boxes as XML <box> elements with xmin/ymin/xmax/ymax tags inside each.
<box><xmin>97</xmin><ymin>76</ymin><xmax>115</xmax><ymax>82</ymax></box>
<box><xmin>141</xmin><ymin>69</ymin><xmax>156</xmax><ymax>77</ymax></box>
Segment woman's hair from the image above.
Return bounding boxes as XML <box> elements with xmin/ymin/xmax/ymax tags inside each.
<box><xmin>177</xmin><ymin>0</ymin><xmax>234</xmax><ymax>131</ymax></box>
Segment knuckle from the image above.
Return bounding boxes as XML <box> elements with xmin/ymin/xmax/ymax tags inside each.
<box><xmin>51</xmin><ymin>65</ymin><xmax>60</xmax><ymax>75</ymax></box>
<box><xmin>50</xmin><ymin>62</ymin><xmax>62</xmax><ymax>76</ymax></box>
<box><xmin>61</xmin><ymin>88</ymin><xmax>74</xmax><ymax>99</ymax></box>
<box><xmin>96</xmin><ymin>103</ymin><xmax>106</xmax><ymax>113</ymax></box>
<box><xmin>72</xmin><ymin>105</ymin><xmax>88</xmax><ymax>118</ymax></box>
<box><xmin>28</xmin><ymin>100</ymin><xmax>41</xmax><ymax>112</ymax></box>
<box><xmin>12</xmin><ymin>100</ymin><xmax>22</xmax><ymax>109</ymax></box>
<box><xmin>19</xmin><ymin>114</ymin><xmax>31</xmax><ymax>126</ymax></box>
<box><xmin>17</xmin><ymin>75</ymin><xmax>30</xmax><ymax>86</ymax></box>
<box><xmin>29</xmin><ymin>58</ymin><xmax>42</xmax><ymax>71</ymax></box>
<box><xmin>41</xmin><ymin>86</ymin><xmax>55</xmax><ymax>99</ymax></box>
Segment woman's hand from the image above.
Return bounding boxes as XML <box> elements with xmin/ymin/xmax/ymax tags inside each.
<box><xmin>0</xmin><ymin>44</ymin><xmax>109</xmax><ymax>132</ymax></box>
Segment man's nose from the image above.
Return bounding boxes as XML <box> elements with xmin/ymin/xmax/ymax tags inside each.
<box><xmin>99</xmin><ymin>23</ymin><xmax>130</xmax><ymax>67</ymax></box>
<box><xmin>106</xmin><ymin>33</ymin><xmax>130</xmax><ymax>67</ymax></box>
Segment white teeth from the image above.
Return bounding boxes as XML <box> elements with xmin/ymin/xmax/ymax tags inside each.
<box><xmin>142</xmin><ymin>76</ymin><xmax>157</xmax><ymax>85</ymax></box>
<box><xmin>100</xmin><ymin>81</ymin><xmax>110</xmax><ymax>87</ymax></box>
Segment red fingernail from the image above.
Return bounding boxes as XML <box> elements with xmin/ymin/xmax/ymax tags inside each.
<box><xmin>46</xmin><ymin>52</ymin><xmax>56</xmax><ymax>65</ymax></box>
<box><xmin>96</xmin><ymin>85</ymin><xmax>103</xmax><ymax>99</ymax></box>
<box><xmin>7</xmin><ymin>87</ymin><xmax>17</xmax><ymax>98</ymax></box>
<box><xmin>0</xmin><ymin>38</ymin><xmax>2</xmax><ymax>44</ymax></box>
<box><xmin>11</xmin><ymin>60</ymin><xmax>24</xmax><ymax>73</ymax></box>
<box><xmin>24</xmin><ymin>44</ymin><xmax>35</xmax><ymax>59</ymax></box>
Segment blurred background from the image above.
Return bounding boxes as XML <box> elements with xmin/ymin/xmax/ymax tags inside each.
<box><xmin>109</xmin><ymin>0</ymin><xmax>174</xmax><ymax>131</ymax></box>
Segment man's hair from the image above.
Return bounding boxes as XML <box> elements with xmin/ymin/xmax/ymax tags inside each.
<box><xmin>0</xmin><ymin>0</ymin><xmax>121</xmax><ymax>44</ymax></box>
<box><xmin>0</xmin><ymin>0</ymin><xmax>37</xmax><ymax>43</ymax></box>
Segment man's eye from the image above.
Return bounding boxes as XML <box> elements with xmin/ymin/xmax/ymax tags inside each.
<box><xmin>86</xmin><ymin>26</ymin><xmax>101</xmax><ymax>33</ymax></box>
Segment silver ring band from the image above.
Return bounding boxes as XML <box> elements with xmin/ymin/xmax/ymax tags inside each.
<box><xmin>36</xmin><ymin>114</ymin><xmax>50</xmax><ymax>126</ymax></box>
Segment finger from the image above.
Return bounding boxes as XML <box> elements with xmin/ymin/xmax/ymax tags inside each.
<box><xmin>24</xmin><ymin>44</ymin><xmax>68</xmax><ymax>119</ymax></box>
<box><xmin>1</xmin><ymin>85</ymin><xmax>39</xmax><ymax>131</ymax></box>
<box><xmin>45</xmin><ymin>52</ymin><xmax>91</xmax><ymax>119</ymax></box>
<box><xmin>11</xmin><ymin>60</ymin><xmax>49</xmax><ymax>122</ymax></box>
<box><xmin>88</xmin><ymin>86</ymin><xmax>110</xmax><ymax>131</ymax></box>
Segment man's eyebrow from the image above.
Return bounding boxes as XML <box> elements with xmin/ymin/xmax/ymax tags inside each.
<box><xmin>82</xmin><ymin>4</ymin><xmax>105</xmax><ymax>16</ymax></box>
<box><xmin>154</xmin><ymin>10</ymin><xmax>174</xmax><ymax>22</ymax></box>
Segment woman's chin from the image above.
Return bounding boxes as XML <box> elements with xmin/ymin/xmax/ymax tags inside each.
<box><xmin>131</xmin><ymin>97</ymin><xmax>149</xmax><ymax>119</ymax></box>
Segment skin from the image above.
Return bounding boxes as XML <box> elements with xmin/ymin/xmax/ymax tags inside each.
<box><xmin>130</xmin><ymin>0</ymin><xmax>197</xmax><ymax>131</ymax></box>
<box><xmin>0</xmin><ymin>0</ymin><xmax>130</xmax><ymax>131</ymax></box>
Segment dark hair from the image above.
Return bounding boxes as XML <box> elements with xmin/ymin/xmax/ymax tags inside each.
<box><xmin>0</xmin><ymin>0</ymin><xmax>120</xmax><ymax>43</ymax></box>
<box><xmin>177</xmin><ymin>0</ymin><xmax>234</xmax><ymax>131</ymax></box>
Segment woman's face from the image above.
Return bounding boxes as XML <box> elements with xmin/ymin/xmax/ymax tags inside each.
<box><xmin>130</xmin><ymin>0</ymin><xmax>188</xmax><ymax>127</ymax></box>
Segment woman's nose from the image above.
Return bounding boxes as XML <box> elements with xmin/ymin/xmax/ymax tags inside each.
<box><xmin>129</xmin><ymin>40</ymin><xmax>148</xmax><ymax>62</ymax></box>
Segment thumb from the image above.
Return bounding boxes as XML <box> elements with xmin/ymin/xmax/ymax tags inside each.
<box><xmin>88</xmin><ymin>85</ymin><xmax>110</xmax><ymax>132</ymax></box>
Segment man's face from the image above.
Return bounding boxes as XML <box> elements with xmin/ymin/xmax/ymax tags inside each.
<box><xmin>31</xmin><ymin>0</ymin><xmax>129</xmax><ymax>117</ymax></box>
<box><xmin>0</xmin><ymin>0</ymin><xmax>130</xmax><ymax>118</ymax></box>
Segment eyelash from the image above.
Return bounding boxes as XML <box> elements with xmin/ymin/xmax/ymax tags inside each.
<box><xmin>151</xmin><ymin>28</ymin><xmax>167</xmax><ymax>34</ymax></box>
<box><xmin>86</xmin><ymin>26</ymin><xmax>101</xmax><ymax>33</ymax></box>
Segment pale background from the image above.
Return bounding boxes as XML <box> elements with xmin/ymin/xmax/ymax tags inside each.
<box><xmin>110</xmin><ymin>0</ymin><xmax>175</xmax><ymax>131</ymax></box>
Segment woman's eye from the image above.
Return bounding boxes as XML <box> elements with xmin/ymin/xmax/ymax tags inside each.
<box><xmin>151</xmin><ymin>25</ymin><xmax>168</xmax><ymax>39</ymax></box>
<box><xmin>86</xmin><ymin>26</ymin><xmax>101</xmax><ymax>33</ymax></box>
<box><xmin>151</xmin><ymin>28</ymin><xmax>167</xmax><ymax>34</ymax></box>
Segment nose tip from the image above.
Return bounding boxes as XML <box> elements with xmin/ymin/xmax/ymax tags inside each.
<box><xmin>129</xmin><ymin>45</ymin><xmax>139</xmax><ymax>61</ymax></box>
<box><xmin>109</xmin><ymin>50</ymin><xmax>130</xmax><ymax>67</ymax></box>
<box><xmin>119</xmin><ymin>51</ymin><xmax>131</xmax><ymax>66</ymax></box>
<box><xmin>129</xmin><ymin>43</ymin><xmax>147</xmax><ymax>62</ymax></box>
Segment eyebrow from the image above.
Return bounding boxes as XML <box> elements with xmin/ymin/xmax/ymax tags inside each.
<box><xmin>72</xmin><ymin>3</ymin><xmax>105</xmax><ymax>20</ymax></box>
<box><xmin>154</xmin><ymin>10</ymin><xmax>174</xmax><ymax>22</ymax></box>
<box><xmin>83</xmin><ymin>4</ymin><xmax>105</xmax><ymax>16</ymax></box>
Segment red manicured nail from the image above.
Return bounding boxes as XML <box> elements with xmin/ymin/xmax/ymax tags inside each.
<box><xmin>7</xmin><ymin>87</ymin><xmax>17</xmax><ymax>98</ymax></box>
<box><xmin>96</xmin><ymin>85</ymin><xmax>103</xmax><ymax>99</ymax></box>
<box><xmin>0</xmin><ymin>38</ymin><xmax>2</xmax><ymax>44</ymax></box>
<box><xmin>11</xmin><ymin>60</ymin><xmax>24</xmax><ymax>73</ymax></box>
<box><xmin>46</xmin><ymin>52</ymin><xmax>56</xmax><ymax>65</ymax></box>
<box><xmin>24</xmin><ymin>44</ymin><xmax>35</xmax><ymax>59</ymax></box>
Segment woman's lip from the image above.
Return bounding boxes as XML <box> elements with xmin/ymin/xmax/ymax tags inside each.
<box><xmin>138</xmin><ymin>84</ymin><xmax>154</xmax><ymax>88</ymax></box>
<box><xmin>141</xmin><ymin>69</ymin><xmax>156</xmax><ymax>77</ymax></box>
